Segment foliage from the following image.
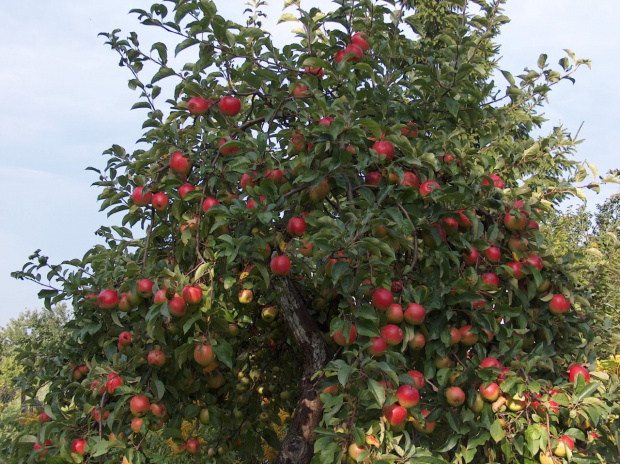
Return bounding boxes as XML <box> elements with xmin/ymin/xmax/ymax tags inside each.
<box><xmin>10</xmin><ymin>0</ymin><xmax>620</xmax><ymax>463</ymax></box>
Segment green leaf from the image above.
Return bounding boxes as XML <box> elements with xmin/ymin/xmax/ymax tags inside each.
<box><xmin>490</xmin><ymin>419</ymin><xmax>505</xmax><ymax>443</ymax></box>
<box><xmin>445</xmin><ymin>97</ymin><xmax>459</xmax><ymax>117</ymax></box>
<box><xmin>151</xmin><ymin>67</ymin><xmax>176</xmax><ymax>83</ymax></box>
<box><xmin>367</xmin><ymin>378</ymin><xmax>385</xmax><ymax>407</ymax></box>
<box><xmin>212</xmin><ymin>339</ymin><xmax>233</xmax><ymax>369</ymax></box>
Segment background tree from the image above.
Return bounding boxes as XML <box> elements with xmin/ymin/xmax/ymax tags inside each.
<box><xmin>11</xmin><ymin>0</ymin><xmax>620</xmax><ymax>463</ymax></box>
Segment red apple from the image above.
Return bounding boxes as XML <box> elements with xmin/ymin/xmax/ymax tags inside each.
<box><xmin>218</xmin><ymin>137</ymin><xmax>238</xmax><ymax>155</ymax></box>
<box><xmin>365</xmin><ymin>171</ymin><xmax>382</xmax><ymax>185</ymax></box>
<box><xmin>386</xmin><ymin>303</ymin><xmax>404</xmax><ymax>324</ymax></box>
<box><xmin>400</xmin><ymin>122</ymin><xmax>418</xmax><ymax>138</ymax></box>
<box><xmin>131</xmin><ymin>417</ymin><xmax>144</xmax><ymax>434</ymax></box>
<box><xmin>504</xmin><ymin>211</ymin><xmax>527</xmax><ymax>231</ymax></box>
<box><xmin>408</xmin><ymin>332</ymin><xmax>426</xmax><ymax>350</ymax></box>
<box><xmin>525</xmin><ymin>254</ymin><xmax>543</xmax><ymax>271</ymax></box>
<box><xmin>396</xmin><ymin>384</ymin><xmax>420</xmax><ymax>408</ymax></box>
<box><xmin>152</xmin><ymin>192</ymin><xmax>169</xmax><ymax>211</ymax></box>
<box><xmin>106</xmin><ymin>373</ymin><xmax>123</xmax><ymax>395</ymax></box>
<box><xmin>168</xmin><ymin>296</ymin><xmax>186</xmax><ymax>316</ymax></box>
<box><xmin>291</xmin><ymin>83</ymin><xmax>308</xmax><ymax>98</ymax></box>
<box><xmin>446</xmin><ymin>386</ymin><xmax>466</xmax><ymax>407</ymax></box>
<box><xmin>137</xmin><ymin>278</ymin><xmax>154</xmax><ymax>298</ymax></box>
<box><xmin>383</xmin><ymin>404</ymin><xmax>407</xmax><ymax>426</ymax></box>
<box><xmin>131</xmin><ymin>186</ymin><xmax>152</xmax><ymax>206</ymax></box>
<box><xmin>118</xmin><ymin>331</ymin><xmax>132</xmax><ymax>347</ymax></box>
<box><xmin>412</xmin><ymin>409</ymin><xmax>435</xmax><ymax>434</ymax></box>
<box><xmin>153</xmin><ymin>289</ymin><xmax>168</xmax><ymax>305</ymax></box>
<box><xmin>480</xmin><ymin>357</ymin><xmax>502</xmax><ymax>370</ymax></box>
<box><xmin>147</xmin><ymin>349</ymin><xmax>167</xmax><ymax>367</ymax></box>
<box><xmin>219</xmin><ymin>96</ymin><xmax>241</xmax><ymax>116</ymax></box>
<box><xmin>459</xmin><ymin>325</ymin><xmax>478</xmax><ymax>346</ymax></box>
<box><xmin>97</xmin><ymin>289</ymin><xmax>118</xmax><ymax>309</ymax></box>
<box><xmin>479</xmin><ymin>382</ymin><xmax>500</xmax><ymax>402</ymax></box>
<box><xmin>270</xmin><ymin>255</ymin><xmax>291</xmax><ymax>276</ymax></box>
<box><xmin>485</xmin><ymin>246</ymin><xmax>501</xmax><ymax>263</ymax></box>
<box><xmin>463</xmin><ymin>247</ymin><xmax>479</xmax><ymax>266</ymax></box>
<box><xmin>182</xmin><ymin>285</ymin><xmax>202</xmax><ymax>305</ymax></box>
<box><xmin>372</xmin><ymin>288</ymin><xmax>394</xmax><ymax>310</ymax></box>
<box><xmin>367</xmin><ymin>337</ymin><xmax>387</xmax><ymax>356</ymax></box>
<box><xmin>554</xmin><ymin>435</ymin><xmax>575</xmax><ymax>457</ymax></box>
<box><xmin>407</xmin><ymin>370</ymin><xmax>425</xmax><ymax>390</ymax></box>
<box><xmin>568</xmin><ymin>365</ymin><xmax>590</xmax><ymax>384</ymax></box>
<box><xmin>130</xmin><ymin>395</ymin><xmax>150</xmax><ymax>416</ymax></box>
<box><xmin>333</xmin><ymin>324</ymin><xmax>357</xmax><ymax>346</ymax></box>
<box><xmin>318</xmin><ymin>116</ymin><xmax>335</xmax><ymax>126</ymax></box>
<box><xmin>240</xmin><ymin>173</ymin><xmax>256</xmax><ymax>191</ymax></box>
<box><xmin>187</xmin><ymin>96</ymin><xmax>213</xmax><ymax>115</ymax></box>
<box><xmin>150</xmin><ymin>402</ymin><xmax>167</xmax><ymax>418</ymax></box>
<box><xmin>305</xmin><ymin>66</ymin><xmax>324</xmax><ymax>78</ymax></box>
<box><xmin>351</xmin><ymin>32</ymin><xmax>369</xmax><ymax>51</ymax></box>
<box><xmin>202</xmin><ymin>197</ymin><xmax>219</xmax><ymax>213</ymax></box>
<box><xmin>420</xmin><ymin>180</ymin><xmax>440</xmax><ymax>197</ymax></box>
<box><xmin>372</xmin><ymin>140</ymin><xmax>395</xmax><ymax>161</ymax></box>
<box><xmin>506</xmin><ymin>261</ymin><xmax>525</xmax><ymax>279</ymax></box>
<box><xmin>403</xmin><ymin>303</ymin><xmax>426</xmax><ymax>325</ymax></box>
<box><xmin>194</xmin><ymin>344</ymin><xmax>216</xmax><ymax>367</ymax></box>
<box><xmin>169</xmin><ymin>152</ymin><xmax>191</xmax><ymax>175</ymax></box>
<box><xmin>482</xmin><ymin>272</ymin><xmax>500</xmax><ymax>288</ymax></box>
<box><xmin>381</xmin><ymin>324</ymin><xmax>404</xmax><ymax>346</ymax></box>
<box><xmin>186</xmin><ymin>439</ymin><xmax>201</xmax><ymax>455</ymax></box>
<box><xmin>549</xmin><ymin>294</ymin><xmax>570</xmax><ymax>315</ymax></box>
<box><xmin>402</xmin><ymin>171</ymin><xmax>420</xmax><ymax>187</ymax></box>
<box><xmin>71</xmin><ymin>439</ymin><xmax>87</xmax><ymax>455</ymax></box>
<box><xmin>335</xmin><ymin>43</ymin><xmax>364</xmax><ymax>63</ymax></box>
<box><xmin>287</xmin><ymin>217</ymin><xmax>307</xmax><ymax>237</ymax></box>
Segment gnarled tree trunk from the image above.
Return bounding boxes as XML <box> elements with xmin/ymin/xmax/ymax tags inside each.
<box><xmin>275</xmin><ymin>277</ymin><xmax>328</xmax><ymax>464</ymax></box>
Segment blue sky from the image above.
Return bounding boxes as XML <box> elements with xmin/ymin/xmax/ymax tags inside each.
<box><xmin>1</xmin><ymin>0</ymin><xmax>618</xmax><ymax>327</ymax></box>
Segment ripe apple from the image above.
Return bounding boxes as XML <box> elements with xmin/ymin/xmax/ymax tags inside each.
<box><xmin>365</xmin><ymin>171</ymin><xmax>382</xmax><ymax>185</ymax></box>
<box><xmin>291</xmin><ymin>83</ymin><xmax>308</xmax><ymax>98</ymax></box>
<box><xmin>508</xmin><ymin>234</ymin><xmax>529</xmax><ymax>252</ymax></box>
<box><xmin>446</xmin><ymin>386</ymin><xmax>466</xmax><ymax>407</ymax></box>
<box><xmin>202</xmin><ymin>197</ymin><xmax>219</xmax><ymax>213</ymax></box>
<box><xmin>479</xmin><ymin>382</ymin><xmax>500</xmax><ymax>402</ymax></box>
<box><xmin>182</xmin><ymin>285</ymin><xmax>202</xmax><ymax>305</ymax></box>
<box><xmin>400</xmin><ymin>121</ymin><xmax>418</xmax><ymax>138</ymax></box>
<box><xmin>449</xmin><ymin>327</ymin><xmax>461</xmax><ymax>345</ymax></box>
<box><xmin>168</xmin><ymin>296</ymin><xmax>186</xmax><ymax>316</ymax></box>
<box><xmin>568</xmin><ymin>364</ymin><xmax>590</xmax><ymax>384</ymax></box>
<box><xmin>305</xmin><ymin>66</ymin><xmax>324</xmax><ymax>78</ymax></box>
<box><xmin>408</xmin><ymin>332</ymin><xmax>426</xmax><ymax>350</ymax></box>
<box><xmin>150</xmin><ymin>402</ymin><xmax>167</xmax><ymax>418</ymax></box>
<box><xmin>383</xmin><ymin>403</ymin><xmax>407</xmax><ymax>426</ymax></box>
<box><xmin>407</xmin><ymin>370</ymin><xmax>425</xmax><ymax>390</ymax></box>
<box><xmin>187</xmin><ymin>96</ymin><xmax>213</xmax><ymax>115</ymax></box>
<box><xmin>97</xmin><ymin>289</ymin><xmax>118</xmax><ymax>309</ymax></box>
<box><xmin>169</xmin><ymin>152</ymin><xmax>191</xmax><ymax>174</ymax></box>
<box><xmin>153</xmin><ymin>289</ymin><xmax>168</xmax><ymax>305</ymax></box>
<box><xmin>38</xmin><ymin>411</ymin><xmax>51</xmax><ymax>423</ymax></box>
<box><xmin>402</xmin><ymin>171</ymin><xmax>420</xmax><ymax>187</ymax></box>
<box><xmin>484</xmin><ymin>246</ymin><xmax>501</xmax><ymax>263</ymax></box>
<box><xmin>186</xmin><ymin>439</ymin><xmax>200</xmax><ymax>455</ymax></box>
<box><xmin>504</xmin><ymin>211</ymin><xmax>527</xmax><ymax>231</ymax></box>
<box><xmin>480</xmin><ymin>357</ymin><xmax>501</xmax><ymax>369</ymax></box>
<box><xmin>130</xmin><ymin>395</ymin><xmax>150</xmax><ymax>416</ymax></box>
<box><xmin>106</xmin><ymin>372</ymin><xmax>123</xmax><ymax>395</ymax></box>
<box><xmin>403</xmin><ymin>303</ymin><xmax>425</xmax><ymax>325</ymax></box>
<box><xmin>381</xmin><ymin>324</ymin><xmax>403</xmax><ymax>346</ymax></box>
<box><xmin>525</xmin><ymin>254</ymin><xmax>543</xmax><ymax>271</ymax></box>
<box><xmin>131</xmin><ymin>417</ymin><xmax>144</xmax><ymax>434</ymax></box>
<box><xmin>420</xmin><ymin>180</ymin><xmax>440</xmax><ymax>197</ymax></box>
<box><xmin>131</xmin><ymin>186</ymin><xmax>153</xmax><ymax>206</ymax></box>
<box><xmin>118</xmin><ymin>331</ymin><xmax>132</xmax><ymax>347</ymax></box>
<box><xmin>481</xmin><ymin>272</ymin><xmax>500</xmax><ymax>288</ymax></box>
<box><xmin>372</xmin><ymin>140</ymin><xmax>394</xmax><ymax>161</ymax></box>
<box><xmin>308</xmin><ymin>179</ymin><xmax>330</xmax><ymax>202</ymax></box>
<box><xmin>396</xmin><ymin>384</ymin><xmax>420</xmax><ymax>408</ymax></box>
<box><xmin>372</xmin><ymin>288</ymin><xmax>394</xmax><ymax>310</ymax></box>
<box><xmin>442</xmin><ymin>217</ymin><xmax>459</xmax><ymax>231</ymax></box>
<box><xmin>482</xmin><ymin>174</ymin><xmax>504</xmax><ymax>189</ymax></box>
<box><xmin>264</xmin><ymin>168</ymin><xmax>285</xmax><ymax>184</ymax></box>
<box><xmin>147</xmin><ymin>349</ymin><xmax>167</xmax><ymax>367</ymax></box>
<box><xmin>287</xmin><ymin>217</ymin><xmax>306</xmax><ymax>237</ymax></box>
<box><xmin>299</xmin><ymin>240</ymin><xmax>314</xmax><ymax>257</ymax></box>
<box><xmin>71</xmin><ymin>439</ymin><xmax>87</xmax><ymax>455</ymax></box>
<box><xmin>33</xmin><ymin>439</ymin><xmax>51</xmax><ymax>453</ymax></box>
<box><xmin>539</xmin><ymin>451</ymin><xmax>554</xmax><ymax>464</ymax></box>
<box><xmin>367</xmin><ymin>336</ymin><xmax>387</xmax><ymax>356</ymax></box>
<box><xmin>463</xmin><ymin>247</ymin><xmax>479</xmax><ymax>266</ymax></box>
<box><xmin>218</xmin><ymin>137</ymin><xmax>238</xmax><ymax>155</ymax></box>
<box><xmin>506</xmin><ymin>394</ymin><xmax>527</xmax><ymax>411</ymax></box>
<box><xmin>219</xmin><ymin>96</ymin><xmax>241</xmax><ymax>116</ymax></box>
<box><xmin>152</xmin><ymin>192</ymin><xmax>169</xmax><ymax>211</ymax></box>
<box><xmin>137</xmin><ymin>278</ymin><xmax>154</xmax><ymax>298</ymax></box>
<box><xmin>333</xmin><ymin>324</ymin><xmax>357</xmax><ymax>346</ymax></box>
<box><xmin>194</xmin><ymin>344</ymin><xmax>215</xmax><ymax>367</ymax></box>
<box><xmin>458</xmin><ymin>210</ymin><xmax>472</xmax><ymax>230</ymax></box>
<box><xmin>351</xmin><ymin>32</ymin><xmax>369</xmax><ymax>51</ymax></box>
<box><xmin>335</xmin><ymin>43</ymin><xmax>364</xmax><ymax>63</ymax></box>
<box><xmin>386</xmin><ymin>303</ymin><xmax>404</xmax><ymax>324</ymax></box>
<box><xmin>240</xmin><ymin>173</ymin><xmax>256</xmax><ymax>191</ymax></box>
<box><xmin>549</xmin><ymin>294</ymin><xmax>570</xmax><ymax>315</ymax></box>
<box><xmin>412</xmin><ymin>409</ymin><xmax>435</xmax><ymax>434</ymax></box>
<box><xmin>459</xmin><ymin>325</ymin><xmax>478</xmax><ymax>346</ymax></box>
<box><xmin>270</xmin><ymin>255</ymin><xmax>291</xmax><ymax>276</ymax></box>
<box><xmin>506</xmin><ymin>261</ymin><xmax>525</xmax><ymax>279</ymax></box>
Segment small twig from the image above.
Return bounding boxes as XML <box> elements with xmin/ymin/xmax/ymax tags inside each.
<box><xmin>283</xmin><ymin>182</ymin><xmax>313</xmax><ymax>198</ymax></box>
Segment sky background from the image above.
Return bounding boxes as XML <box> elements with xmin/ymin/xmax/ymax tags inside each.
<box><xmin>1</xmin><ymin>0</ymin><xmax>618</xmax><ymax>328</ymax></box>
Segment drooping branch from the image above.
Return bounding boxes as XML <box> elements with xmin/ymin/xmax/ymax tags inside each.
<box><xmin>274</xmin><ymin>277</ymin><xmax>327</xmax><ymax>464</ymax></box>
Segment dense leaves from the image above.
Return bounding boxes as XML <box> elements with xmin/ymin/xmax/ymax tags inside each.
<box><xmin>10</xmin><ymin>0</ymin><xmax>620</xmax><ymax>463</ymax></box>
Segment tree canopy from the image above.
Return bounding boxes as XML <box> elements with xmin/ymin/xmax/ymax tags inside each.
<box><xmin>11</xmin><ymin>0</ymin><xmax>620</xmax><ymax>463</ymax></box>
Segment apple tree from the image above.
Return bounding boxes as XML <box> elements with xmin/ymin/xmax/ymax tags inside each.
<box><xmin>12</xmin><ymin>0</ymin><xmax>620</xmax><ymax>463</ymax></box>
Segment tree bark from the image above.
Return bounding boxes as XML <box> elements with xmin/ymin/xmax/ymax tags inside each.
<box><xmin>274</xmin><ymin>277</ymin><xmax>328</xmax><ymax>464</ymax></box>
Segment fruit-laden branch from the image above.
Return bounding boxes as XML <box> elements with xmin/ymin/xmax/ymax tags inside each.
<box><xmin>274</xmin><ymin>277</ymin><xmax>327</xmax><ymax>464</ymax></box>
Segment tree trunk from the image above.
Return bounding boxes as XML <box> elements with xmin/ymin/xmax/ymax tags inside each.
<box><xmin>274</xmin><ymin>277</ymin><xmax>328</xmax><ymax>464</ymax></box>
